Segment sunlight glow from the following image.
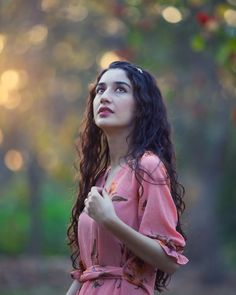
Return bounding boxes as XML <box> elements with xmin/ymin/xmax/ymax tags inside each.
<box><xmin>99</xmin><ymin>52</ymin><xmax>122</xmax><ymax>69</ymax></box>
<box><xmin>4</xmin><ymin>149</ymin><xmax>24</xmax><ymax>171</ymax></box>
<box><xmin>1</xmin><ymin>70</ymin><xmax>20</xmax><ymax>90</ymax></box>
<box><xmin>224</xmin><ymin>9</ymin><xmax>236</xmax><ymax>27</ymax></box>
<box><xmin>162</xmin><ymin>6</ymin><xmax>182</xmax><ymax>23</ymax></box>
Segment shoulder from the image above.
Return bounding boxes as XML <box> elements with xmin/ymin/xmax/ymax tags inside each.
<box><xmin>140</xmin><ymin>151</ymin><xmax>166</xmax><ymax>174</ymax></box>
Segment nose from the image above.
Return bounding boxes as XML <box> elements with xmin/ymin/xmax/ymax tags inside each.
<box><xmin>100</xmin><ymin>89</ymin><xmax>112</xmax><ymax>103</ymax></box>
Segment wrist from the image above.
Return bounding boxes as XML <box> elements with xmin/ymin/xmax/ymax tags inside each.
<box><xmin>101</xmin><ymin>213</ymin><xmax>119</xmax><ymax>228</ymax></box>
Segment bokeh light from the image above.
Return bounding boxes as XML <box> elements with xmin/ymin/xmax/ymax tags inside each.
<box><xmin>162</xmin><ymin>6</ymin><xmax>182</xmax><ymax>23</ymax></box>
<box><xmin>0</xmin><ymin>69</ymin><xmax>28</xmax><ymax>109</ymax></box>
<box><xmin>103</xmin><ymin>19</ymin><xmax>126</xmax><ymax>36</ymax></box>
<box><xmin>98</xmin><ymin>51</ymin><xmax>123</xmax><ymax>69</ymax></box>
<box><xmin>41</xmin><ymin>0</ymin><xmax>59</xmax><ymax>12</ymax></box>
<box><xmin>27</xmin><ymin>24</ymin><xmax>48</xmax><ymax>45</ymax></box>
<box><xmin>224</xmin><ymin>9</ymin><xmax>236</xmax><ymax>27</ymax></box>
<box><xmin>4</xmin><ymin>149</ymin><xmax>24</xmax><ymax>171</ymax></box>
<box><xmin>1</xmin><ymin>70</ymin><xmax>20</xmax><ymax>91</ymax></box>
<box><xmin>64</xmin><ymin>3</ymin><xmax>88</xmax><ymax>22</ymax></box>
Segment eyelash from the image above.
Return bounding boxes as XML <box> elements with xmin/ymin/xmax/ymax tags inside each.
<box><xmin>96</xmin><ymin>87</ymin><xmax>126</xmax><ymax>94</ymax></box>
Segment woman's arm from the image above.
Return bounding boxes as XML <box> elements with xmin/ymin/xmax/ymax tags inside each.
<box><xmin>102</xmin><ymin>213</ymin><xmax>179</xmax><ymax>274</ymax></box>
<box><xmin>84</xmin><ymin>187</ymin><xmax>179</xmax><ymax>274</ymax></box>
<box><xmin>66</xmin><ymin>280</ymin><xmax>81</xmax><ymax>295</ymax></box>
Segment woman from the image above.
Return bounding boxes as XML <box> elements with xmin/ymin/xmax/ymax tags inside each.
<box><xmin>67</xmin><ymin>61</ymin><xmax>188</xmax><ymax>295</ymax></box>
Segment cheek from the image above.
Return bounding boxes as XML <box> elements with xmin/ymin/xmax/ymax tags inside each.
<box><xmin>93</xmin><ymin>98</ymin><xmax>98</xmax><ymax>114</ymax></box>
<box><xmin>124</xmin><ymin>99</ymin><xmax>135</xmax><ymax>114</ymax></box>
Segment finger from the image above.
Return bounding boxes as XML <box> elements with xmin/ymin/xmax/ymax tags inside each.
<box><xmin>102</xmin><ymin>188</ymin><xmax>110</xmax><ymax>198</ymax></box>
<box><xmin>84</xmin><ymin>206</ymin><xmax>89</xmax><ymax>215</ymax></box>
<box><xmin>96</xmin><ymin>186</ymin><xmax>103</xmax><ymax>194</ymax></box>
<box><xmin>91</xmin><ymin>186</ymin><xmax>102</xmax><ymax>197</ymax></box>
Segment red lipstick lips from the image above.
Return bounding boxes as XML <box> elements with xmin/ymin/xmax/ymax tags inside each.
<box><xmin>98</xmin><ymin>106</ymin><xmax>113</xmax><ymax>114</ymax></box>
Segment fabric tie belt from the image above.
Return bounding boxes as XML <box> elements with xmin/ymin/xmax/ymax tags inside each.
<box><xmin>80</xmin><ymin>265</ymin><xmax>123</xmax><ymax>282</ymax></box>
<box><xmin>71</xmin><ymin>265</ymin><xmax>123</xmax><ymax>282</ymax></box>
<box><xmin>71</xmin><ymin>264</ymin><xmax>153</xmax><ymax>294</ymax></box>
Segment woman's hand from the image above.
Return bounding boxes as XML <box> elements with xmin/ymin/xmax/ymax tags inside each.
<box><xmin>84</xmin><ymin>186</ymin><xmax>117</xmax><ymax>224</ymax></box>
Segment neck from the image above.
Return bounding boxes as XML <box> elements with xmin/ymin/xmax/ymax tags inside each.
<box><xmin>104</xmin><ymin>129</ymin><xmax>131</xmax><ymax>169</ymax></box>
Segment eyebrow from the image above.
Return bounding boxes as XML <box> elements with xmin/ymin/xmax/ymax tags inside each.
<box><xmin>96</xmin><ymin>81</ymin><xmax>132</xmax><ymax>89</ymax></box>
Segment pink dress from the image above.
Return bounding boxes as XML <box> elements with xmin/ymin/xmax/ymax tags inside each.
<box><xmin>71</xmin><ymin>152</ymin><xmax>188</xmax><ymax>294</ymax></box>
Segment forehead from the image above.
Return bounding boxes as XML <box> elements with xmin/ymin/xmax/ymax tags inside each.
<box><xmin>98</xmin><ymin>68</ymin><xmax>130</xmax><ymax>84</ymax></box>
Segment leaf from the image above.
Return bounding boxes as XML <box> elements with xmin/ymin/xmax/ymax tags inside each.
<box><xmin>112</xmin><ymin>195</ymin><xmax>128</xmax><ymax>202</ymax></box>
<box><xmin>191</xmin><ymin>34</ymin><xmax>205</xmax><ymax>52</ymax></box>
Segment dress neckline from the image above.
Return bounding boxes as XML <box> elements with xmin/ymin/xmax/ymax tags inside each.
<box><xmin>102</xmin><ymin>163</ymin><xmax>127</xmax><ymax>191</ymax></box>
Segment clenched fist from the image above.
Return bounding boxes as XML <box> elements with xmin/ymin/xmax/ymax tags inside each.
<box><xmin>84</xmin><ymin>186</ymin><xmax>117</xmax><ymax>224</ymax></box>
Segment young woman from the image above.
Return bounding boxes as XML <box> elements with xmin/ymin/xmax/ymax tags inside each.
<box><xmin>67</xmin><ymin>61</ymin><xmax>188</xmax><ymax>295</ymax></box>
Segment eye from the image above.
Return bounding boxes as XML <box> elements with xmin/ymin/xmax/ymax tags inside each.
<box><xmin>116</xmin><ymin>87</ymin><xmax>126</xmax><ymax>93</ymax></box>
<box><xmin>96</xmin><ymin>86</ymin><xmax>105</xmax><ymax>94</ymax></box>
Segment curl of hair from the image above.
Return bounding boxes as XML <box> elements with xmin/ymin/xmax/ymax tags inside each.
<box><xmin>67</xmin><ymin>61</ymin><xmax>186</xmax><ymax>292</ymax></box>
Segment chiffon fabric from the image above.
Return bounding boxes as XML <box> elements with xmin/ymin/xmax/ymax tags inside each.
<box><xmin>71</xmin><ymin>152</ymin><xmax>188</xmax><ymax>294</ymax></box>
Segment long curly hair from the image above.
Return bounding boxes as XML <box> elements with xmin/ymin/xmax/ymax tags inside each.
<box><xmin>67</xmin><ymin>61</ymin><xmax>186</xmax><ymax>292</ymax></box>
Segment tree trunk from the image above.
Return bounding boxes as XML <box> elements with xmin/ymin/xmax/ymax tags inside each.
<box><xmin>27</xmin><ymin>154</ymin><xmax>43</xmax><ymax>254</ymax></box>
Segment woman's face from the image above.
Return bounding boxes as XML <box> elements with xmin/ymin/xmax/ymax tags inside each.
<box><xmin>93</xmin><ymin>68</ymin><xmax>135</xmax><ymax>134</ymax></box>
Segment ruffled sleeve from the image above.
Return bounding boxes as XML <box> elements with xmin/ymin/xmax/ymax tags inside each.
<box><xmin>138</xmin><ymin>153</ymin><xmax>188</xmax><ymax>265</ymax></box>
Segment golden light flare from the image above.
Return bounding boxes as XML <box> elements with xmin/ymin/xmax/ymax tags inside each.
<box><xmin>162</xmin><ymin>6</ymin><xmax>182</xmax><ymax>23</ymax></box>
<box><xmin>0</xmin><ymin>34</ymin><xmax>6</xmax><ymax>54</ymax></box>
<box><xmin>224</xmin><ymin>9</ymin><xmax>236</xmax><ymax>27</ymax></box>
<box><xmin>4</xmin><ymin>149</ymin><xmax>24</xmax><ymax>171</ymax></box>
<box><xmin>1</xmin><ymin>70</ymin><xmax>20</xmax><ymax>90</ymax></box>
<box><xmin>28</xmin><ymin>24</ymin><xmax>48</xmax><ymax>45</ymax></box>
<box><xmin>0</xmin><ymin>129</ymin><xmax>4</xmax><ymax>145</ymax></box>
<box><xmin>98</xmin><ymin>51</ymin><xmax>122</xmax><ymax>69</ymax></box>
